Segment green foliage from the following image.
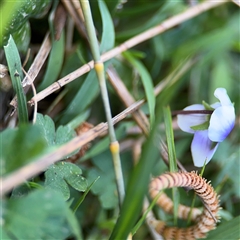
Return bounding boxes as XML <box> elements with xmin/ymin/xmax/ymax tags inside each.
<box><xmin>36</xmin><ymin>113</ymin><xmax>77</xmax><ymax>154</ymax></box>
<box><xmin>1</xmin><ymin>0</ymin><xmax>51</xmax><ymax>51</ymax></box>
<box><xmin>1</xmin><ymin>1</ymin><xmax>239</xmax><ymax>240</ymax></box>
<box><xmin>205</xmin><ymin>216</ymin><xmax>240</xmax><ymax>240</ymax></box>
<box><xmin>4</xmin><ymin>35</ymin><xmax>28</xmax><ymax>123</ymax></box>
<box><xmin>45</xmin><ymin>161</ymin><xmax>88</xmax><ymax>200</ymax></box>
<box><xmin>163</xmin><ymin>106</ymin><xmax>179</xmax><ymax>225</ymax></box>
<box><xmin>2</xmin><ymin>189</ymin><xmax>81</xmax><ymax>239</ymax></box>
<box><xmin>98</xmin><ymin>0</ymin><xmax>115</xmax><ymax>53</ymax></box>
<box><xmin>38</xmin><ymin>31</ymin><xmax>65</xmax><ymax>91</ymax></box>
<box><xmin>59</xmin><ymin>70</ymin><xmax>100</xmax><ymax>125</ymax></box>
<box><xmin>123</xmin><ymin>51</ymin><xmax>155</xmax><ymax>127</ymax></box>
<box><xmin>87</xmin><ymin>151</ymin><xmax>118</xmax><ymax>209</ymax></box>
<box><xmin>0</xmin><ymin>124</ymin><xmax>48</xmax><ymax>176</ymax></box>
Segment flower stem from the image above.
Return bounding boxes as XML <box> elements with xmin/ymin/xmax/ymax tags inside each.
<box><xmin>79</xmin><ymin>0</ymin><xmax>125</xmax><ymax>205</ymax></box>
<box><xmin>172</xmin><ymin>110</ymin><xmax>213</xmax><ymax>116</ymax></box>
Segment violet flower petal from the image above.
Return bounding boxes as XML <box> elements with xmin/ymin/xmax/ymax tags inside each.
<box><xmin>208</xmin><ymin>106</ymin><xmax>235</xmax><ymax>142</ymax></box>
<box><xmin>191</xmin><ymin>130</ymin><xmax>219</xmax><ymax>167</ymax></box>
<box><xmin>177</xmin><ymin>104</ymin><xmax>207</xmax><ymax>134</ymax></box>
<box><xmin>214</xmin><ymin>88</ymin><xmax>232</xmax><ymax>106</ymax></box>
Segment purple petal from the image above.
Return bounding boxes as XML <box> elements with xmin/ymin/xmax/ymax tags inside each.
<box><xmin>208</xmin><ymin>106</ymin><xmax>235</xmax><ymax>142</ymax></box>
<box><xmin>177</xmin><ymin>104</ymin><xmax>207</xmax><ymax>134</ymax></box>
<box><xmin>191</xmin><ymin>130</ymin><xmax>219</xmax><ymax>167</ymax></box>
<box><xmin>214</xmin><ymin>88</ymin><xmax>232</xmax><ymax>106</ymax></box>
<box><xmin>211</xmin><ymin>102</ymin><xmax>221</xmax><ymax>109</ymax></box>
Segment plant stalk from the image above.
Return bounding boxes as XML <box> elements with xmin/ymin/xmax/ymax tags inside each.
<box><xmin>79</xmin><ymin>0</ymin><xmax>125</xmax><ymax>204</ymax></box>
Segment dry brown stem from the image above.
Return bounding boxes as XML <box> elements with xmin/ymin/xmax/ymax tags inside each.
<box><xmin>61</xmin><ymin>0</ymin><xmax>87</xmax><ymax>37</ymax></box>
<box><xmin>231</xmin><ymin>0</ymin><xmax>240</xmax><ymax>7</ymax></box>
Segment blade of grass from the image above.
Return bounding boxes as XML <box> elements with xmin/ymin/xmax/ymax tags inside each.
<box><xmin>38</xmin><ymin>31</ymin><xmax>65</xmax><ymax>91</ymax></box>
<box><xmin>163</xmin><ymin>106</ymin><xmax>179</xmax><ymax>225</ymax></box>
<box><xmin>4</xmin><ymin>35</ymin><xmax>28</xmax><ymax>123</ymax></box>
<box><xmin>109</xmin><ymin>92</ymin><xmax>167</xmax><ymax>239</ymax></box>
<box><xmin>205</xmin><ymin>216</ymin><xmax>240</xmax><ymax>240</ymax></box>
<box><xmin>73</xmin><ymin>176</ymin><xmax>100</xmax><ymax>213</ymax></box>
<box><xmin>131</xmin><ymin>191</ymin><xmax>162</xmax><ymax>236</ymax></box>
<box><xmin>123</xmin><ymin>51</ymin><xmax>155</xmax><ymax>128</ymax></box>
<box><xmin>98</xmin><ymin>0</ymin><xmax>115</xmax><ymax>53</ymax></box>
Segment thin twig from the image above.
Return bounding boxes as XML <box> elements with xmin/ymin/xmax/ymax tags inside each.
<box><xmin>31</xmin><ymin>83</ymin><xmax>37</xmax><ymax>124</ymax></box>
<box><xmin>231</xmin><ymin>0</ymin><xmax>240</xmax><ymax>7</ymax></box>
<box><xmin>22</xmin><ymin>68</ymin><xmax>38</xmax><ymax>123</ymax></box>
<box><xmin>107</xmin><ymin>66</ymin><xmax>149</xmax><ymax>136</ymax></box>
<box><xmin>30</xmin><ymin>0</ymin><xmax>227</xmax><ymax>104</ymax></box>
<box><xmin>61</xmin><ymin>0</ymin><xmax>87</xmax><ymax>38</ymax></box>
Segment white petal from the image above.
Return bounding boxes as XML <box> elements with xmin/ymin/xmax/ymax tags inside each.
<box><xmin>208</xmin><ymin>106</ymin><xmax>235</xmax><ymax>142</ymax></box>
<box><xmin>214</xmin><ymin>88</ymin><xmax>232</xmax><ymax>106</ymax></box>
<box><xmin>177</xmin><ymin>104</ymin><xmax>207</xmax><ymax>134</ymax></box>
<box><xmin>191</xmin><ymin>130</ymin><xmax>219</xmax><ymax>167</ymax></box>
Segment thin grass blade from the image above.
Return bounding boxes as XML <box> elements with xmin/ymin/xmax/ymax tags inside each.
<box><xmin>163</xmin><ymin>105</ymin><xmax>179</xmax><ymax>225</ymax></box>
<box><xmin>4</xmin><ymin>35</ymin><xmax>28</xmax><ymax>123</ymax></box>
<box><xmin>123</xmin><ymin>51</ymin><xmax>155</xmax><ymax>127</ymax></box>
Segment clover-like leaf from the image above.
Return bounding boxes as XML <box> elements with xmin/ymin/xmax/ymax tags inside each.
<box><xmin>87</xmin><ymin>151</ymin><xmax>118</xmax><ymax>209</ymax></box>
<box><xmin>45</xmin><ymin>162</ymin><xmax>88</xmax><ymax>200</ymax></box>
<box><xmin>36</xmin><ymin>113</ymin><xmax>78</xmax><ymax>158</ymax></box>
<box><xmin>2</xmin><ymin>189</ymin><xmax>81</xmax><ymax>239</ymax></box>
<box><xmin>0</xmin><ymin>124</ymin><xmax>49</xmax><ymax>176</ymax></box>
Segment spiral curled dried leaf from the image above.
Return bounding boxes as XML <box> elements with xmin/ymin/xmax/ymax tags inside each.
<box><xmin>149</xmin><ymin>171</ymin><xmax>220</xmax><ymax>240</ymax></box>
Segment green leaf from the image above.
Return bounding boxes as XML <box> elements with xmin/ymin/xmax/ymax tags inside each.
<box><xmin>191</xmin><ymin>121</ymin><xmax>209</xmax><ymax>131</ymax></box>
<box><xmin>0</xmin><ymin>124</ymin><xmax>48</xmax><ymax>176</ymax></box>
<box><xmin>59</xmin><ymin>70</ymin><xmax>100</xmax><ymax>125</ymax></box>
<box><xmin>99</xmin><ymin>0</ymin><xmax>115</xmax><ymax>53</ymax></box>
<box><xmin>36</xmin><ymin>113</ymin><xmax>76</xmax><ymax>146</ymax></box>
<box><xmin>2</xmin><ymin>189</ymin><xmax>81</xmax><ymax>239</ymax></box>
<box><xmin>1</xmin><ymin>0</ymin><xmax>51</xmax><ymax>49</ymax></box>
<box><xmin>36</xmin><ymin>114</ymin><xmax>56</xmax><ymax>146</ymax></box>
<box><xmin>163</xmin><ymin>106</ymin><xmax>177</xmax><ymax>172</ymax></box>
<box><xmin>110</xmin><ymin>108</ymin><xmax>163</xmax><ymax>239</ymax></box>
<box><xmin>0</xmin><ymin>1</ymin><xmax>23</xmax><ymax>46</ymax></box>
<box><xmin>213</xmin><ymin>141</ymin><xmax>240</xmax><ymax>198</ymax></box>
<box><xmin>44</xmin><ymin>162</ymin><xmax>88</xmax><ymax>200</ymax></box>
<box><xmin>163</xmin><ymin>106</ymin><xmax>179</xmax><ymax>225</ymax></box>
<box><xmin>38</xmin><ymin>31</ymin><xmax>65</xmax><ymax>91</ymax></box>
<box><xmin>123</xmin><ymin>51</ymin><xmax>155</xmax><ymax>127</ymax></box>
<box><xmin>11</xmin><ymin>21</ymin><xmax>31</xmax><ymax>53</ymax></box>
<box><xmin>87</xmin><ymin>151</ymin><xmax>118</xmax><ymax>209</ymax></box>
<box><xmin>55</xmin><ymin>125</ymin><xmax>76</xmax><ymax>146</ymax></box>
<box><xmin>73</xmin><ymin>176</ymin><xmax>100</xmax><ymax>213</ymax></box>
<box><xmin>66</xmin><ymin>110</ymin><xmax>90</xmax><ymax>130</ymax></box>
<box><xmin>202</xmin><ymin>100</ymin><xmax>214</xmax><ymax>110</ymax></box>
<box><xmin>4</xmin><ymin>35</ymin><xmax>28</xmax><ymax>123</ymax></box>
<box><xmin>205</xmin><ymin>216</ymin><xmax>240</xmax><ymax>240</ymax></box>
<box><xmin>35</xmin><ymin>113</ymin><xmax>78</xmax><ymax>158</ymax></box>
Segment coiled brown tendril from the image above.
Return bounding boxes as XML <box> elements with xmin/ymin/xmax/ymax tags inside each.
<box><xmin>149</xmin><ymin>171</ymin><xmax>220</xmax><ymax>240</ymax></box>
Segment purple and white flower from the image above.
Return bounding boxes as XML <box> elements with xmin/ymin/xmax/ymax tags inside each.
<box><xmin>177</xmin><ymin>88</ymin><xmax>235</xmax><ymax>167</ymax></box>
